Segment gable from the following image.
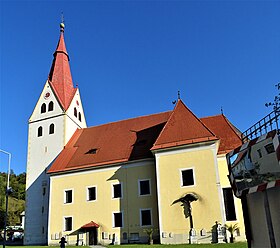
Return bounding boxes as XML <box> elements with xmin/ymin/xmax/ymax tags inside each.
<box><xmin>152</xmin><ymin>100</ymin><xmax>218</xmax><ymax>150</ymax></box>
<box><xmin>29</xmin><ymin>81</ymin><xmax>64</xmax><ymax>123</ymax></box>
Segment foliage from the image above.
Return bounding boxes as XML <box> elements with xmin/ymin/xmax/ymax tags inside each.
<box><xmin>0</xmin><ymin>172</ymin><xmax>26</xmax><ymax>229</ymax></box>
<box><xmin>143</xmin><ymin>228</ymin><xmax>155</xmax><ymax>240</ymax></box>
<box><xmin>225</xmin><ymin>223</ymin><xmax>239</xmax><ymax>235</ymax></box>
<box><xmin>225</xmin><ymin>223</ymin><xmax>239</xmax><ymax>243</ymax></box>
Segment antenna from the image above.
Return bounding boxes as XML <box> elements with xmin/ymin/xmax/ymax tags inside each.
<box><xmin>61</xmin><ymin>12</ymin><xmax>65</xmax><ymax>24</ymax></box>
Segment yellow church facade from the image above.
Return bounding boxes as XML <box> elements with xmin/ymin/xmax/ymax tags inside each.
<box><xmin>47</xmin><ymin>101</ymin><xmax>246</xmax><ymax>245</ymax></box>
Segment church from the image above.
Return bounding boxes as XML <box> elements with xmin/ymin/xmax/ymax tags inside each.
<box><xmin>24</xmin><ymin>23</ymin><xmax>246</xmax><ymax>245</ymax></box>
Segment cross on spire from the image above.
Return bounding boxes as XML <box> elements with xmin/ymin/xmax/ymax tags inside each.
<box><xmin>60</xmin><ymin>12</ymin><xmax>65</xmax><ymax>32</ymax></box>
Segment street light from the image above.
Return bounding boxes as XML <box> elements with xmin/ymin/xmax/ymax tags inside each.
<box><xmin>0</xmin><ymin>149</ymin><xmax>12</xmax><ymax>248</ymax></box>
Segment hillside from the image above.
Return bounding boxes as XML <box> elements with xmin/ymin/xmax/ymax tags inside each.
<box><xmin>0</xmin><ymin>172</ymin><xmax>26</xmax><ymax>229</ymax></box>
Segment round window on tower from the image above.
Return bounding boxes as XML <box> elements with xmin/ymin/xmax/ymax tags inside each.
<box><xmin>44</xmin><ymin>92</ymin><xmax>51</xmax><ymax>100</ymax></box>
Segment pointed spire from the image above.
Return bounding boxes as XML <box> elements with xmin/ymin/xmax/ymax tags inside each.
<box><xmin>48</xmin><ymin>22</ymin><xmax>76</xmax><ymax>110</ymax></box>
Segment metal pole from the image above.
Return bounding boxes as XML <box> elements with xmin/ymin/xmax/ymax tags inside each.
<box><xmin>0</xmin><ymin>149</ymin><xmax>11</xmax><ymax>248</ymax></box>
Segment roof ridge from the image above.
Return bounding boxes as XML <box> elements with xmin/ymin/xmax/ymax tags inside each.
<box><xmin>86</xmin><ymin>110</ymin><xmax>172</xmax><ymax>130</ymax></box>
<box><xmin>221</xmin><ymin>115</ymin><xmax>242</xmax><ymax>140</ymax></box>
<box><xmin>200</xmin><ymin>113</ymin><xmax>223</xmax><ymax>119</ymax></box>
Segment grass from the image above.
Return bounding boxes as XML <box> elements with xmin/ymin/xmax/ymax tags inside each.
<box><xmin>0</xmin><ymin>243</ymin><xmax>248</xmax><ymax>248</ymax></box>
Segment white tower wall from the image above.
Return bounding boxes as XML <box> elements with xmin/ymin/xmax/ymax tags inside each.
<box><xmin>25</xmin><ymin>81</ymin><xmax>86</xmax><ymax>245</ymax></box>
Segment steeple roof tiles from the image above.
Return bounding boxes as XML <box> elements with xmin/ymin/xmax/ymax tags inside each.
<box><xmin>48</xmin><ymin>32</ymin><xmax>76</xmax><ymax>110</ymax></box>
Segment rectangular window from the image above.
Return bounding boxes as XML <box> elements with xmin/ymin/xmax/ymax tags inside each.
<box><xmin>140</xmin><ymin>209</ymin><xmax>152</xmax><ymax>226</ymax></box>
<box><xmin>65</xmin><ymin>190</ymin><xmax>73</xmax><ymax>203</ymax></box>
<box><xmin>113</xmin><ymin>183</ymin><xmax>122</xmax><ymax>198</ymax></box>
<box><xmin>223</xmin><ymin>188</ymin><xmax>237</xmax><ymax>221</ymax></box>
<box><xmin>265</xmin><ymin>143</ymin><xmax>275</xmax><ymax>154</ymax></box>
<box><xmin>113</xmin><ymin>212</ymin><xmax>123</xmax><ymax>227</ymax></box>
<box><xmin>87</xmin><ymin>187</ymin><xmax>96</xmax><ymax>201</ymax></box>
<box><xmin>64</xmin><ymin>217</ymin><xmax>72</xmax><ymax>231</ymax></box>
<box><xmin>139</xmin><ymin>179</ymin><xmax>151</xmax><ymax>196</ymax></box>
<box><xmin>130</xmin><ymin>233</ymin><xmax>139</xmax><ymax>241</ymax></box>
<box><xmin>181</xmin><ymin>168</ymin><xmax>195</xmax><ymax>187</ymax></box>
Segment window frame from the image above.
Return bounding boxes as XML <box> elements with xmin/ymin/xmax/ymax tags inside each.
<box><xmin>64</xmin><ymin>189</ymin><xmax>73</xmax><ymax>204</ymax></box>
<box><xmin>222</xmin><ymin>187</ymin><xmax>237</xmax><ymax>221</ymax></box>
<box><xmin>41</xmin><ymin>103</ymin><xmax>46</xmax><ymax>113</ymax></box>
<box><xmin>180</xmin><ymin>167</ymin><xmax>196</xmax><ymax>187</ymax></box>
<box><xmin>48</xmin><ymin>101</ymin><xmax>54</xmax><ymax>112</ymax></box>
<box><xmin>140</xmin><ymin>208</ymin><xmax>153</xmax><ymax>227</ymax></box>
<box><xmin>38</xmin><ymin>126</ymin><xmax>43</xmax><ymax>137</ymax></box>
<box><xmin>64</xmin><ymin>216</ymin><xmax>73</xmax><ymax>231</ymax></box>
<box><xmin>112</xmin><ymin>182</ymin><xmax>123</xmax><ymax>199</ymax></box>
<box><xmin>87</xmin><ymin>186</ymin><xmax>97</xmax><ymax>202</ymax></box>
<box><xmin>112</xmin><ymin>211</ymin><xmax>123</xmax><ymax>228</ymax></box>
<box><xmin>49</xmin><ymin>123</ymin><xmax>55</xmax><ymax>134</ymax></box>
<box><xmin>138</xmin><ymin>179</ymin><xmax>151</xmax><ymax>196</ymax></box>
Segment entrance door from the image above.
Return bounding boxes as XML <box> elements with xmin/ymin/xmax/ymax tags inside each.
<box><xmin>89</xmin><ymin>228</ymin><xmax>98</xmax><ymax>245</ymax></box>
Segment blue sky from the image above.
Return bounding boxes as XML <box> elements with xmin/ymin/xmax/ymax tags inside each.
<box><xmin>1</xmin><ymin>0</ymin><xmax>280</xmax><ymax>174</ymax></box>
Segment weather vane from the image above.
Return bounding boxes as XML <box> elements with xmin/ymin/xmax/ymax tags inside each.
<box><xmin>172</xmin><ymin>90</ymin><xmax>181</xmax><ymax>105</ymax></box>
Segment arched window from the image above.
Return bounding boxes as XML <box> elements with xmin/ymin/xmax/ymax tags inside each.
<box><xmin>74</xmin><ymin>107</ymin><xmax>77</xmax><ymax>117</ymax></box>
<box><xmin>49</xmin><ymin>123</ymin><xmax>55</xmax><ymax>134</ymax></box>
<box><xmin>78</xmin><ymin>112</ymin><xmax>81</xmax><ymax>122</ymax></box>
<box><xmin>41</xmin><ymin>103</ymin><xmax>46</xmax><ymax>113</ymax></box>
<box><xmin>48</xmin><ymin>101</ymin><xmax>54</xmax><ymax>112</ymax></box>
<box><xmin>38</xmin><ymin>126</ymin><xmax>43</xmax><ymax>137</ymax></box>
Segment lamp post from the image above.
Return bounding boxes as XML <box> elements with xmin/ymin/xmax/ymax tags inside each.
<box><xmin>0</xmin><ymin>149</ymin><xmax>12</xmax><ymax>248</ymax></box>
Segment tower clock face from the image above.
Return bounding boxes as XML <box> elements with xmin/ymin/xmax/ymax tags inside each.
<box><xmin>44</xmin><ymin>92</ymin><xmax>51</xmax><ymax>100</ymax></box>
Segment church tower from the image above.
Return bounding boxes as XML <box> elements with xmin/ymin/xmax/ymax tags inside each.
<box><xmin>24</xmin><ymin>23</ymin><xmax>87</xmax><ymax>245</ymax></box>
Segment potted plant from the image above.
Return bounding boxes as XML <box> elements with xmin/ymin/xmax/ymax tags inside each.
<box><xmin>143</xmin><ymin>228</ymin><xmax>154</xmax><ymax>245</ymax></box>
<box><xmin>225</xmin><ymin>223</ymin><xmax>239</xmax><ymax>243</ymax></box>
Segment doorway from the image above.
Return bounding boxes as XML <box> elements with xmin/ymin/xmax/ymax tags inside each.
<box><xmin>88</xmin><ymin>227</ymin><xmax>98</xmax><ymax>245</ymax></box>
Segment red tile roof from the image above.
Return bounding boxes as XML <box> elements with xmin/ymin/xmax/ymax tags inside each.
<box><xmin>48</xmin><ymin>111</ymin><xmax>171</xmax><ymax>174</ymax></box>
<box><xmin>81</xmin><ymin>221</ymin><xmax>99</xmax><ymax>229</ymax></box>
<box><xmin>201</xmin><ymin>114</ymin><xmax>242</xmax><ymax>154</ymax></box>
<box><xmin>48</xmin><ymin>101</ymin><xmax>242</xmax><ymax>174</ymax></box>
<box><xmin>48</xmin><ymin>30</ymin><xmax>76</xmax><ymax>110</ymax></box>
<box><xmin>152</xmin><ymin>100</ymin><xmax>218</xmax><ymax>150</ymax></box>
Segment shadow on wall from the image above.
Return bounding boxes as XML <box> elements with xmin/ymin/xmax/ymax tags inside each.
<box><xmin>24</xmin><ymin>162</ymin><xmax>54</xmax><ymax>245</ymax></box>
<box><xmin>107</xmin><ymin>163</ymin><xmax>160</xmax><ymax>244</ymax></box>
